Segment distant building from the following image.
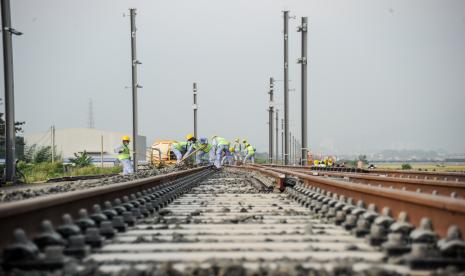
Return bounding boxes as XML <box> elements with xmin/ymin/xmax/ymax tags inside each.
<box><xmin>24</xmin><ymin>128</ymin><xmax>146</xmax><ymax>164</ymax></box>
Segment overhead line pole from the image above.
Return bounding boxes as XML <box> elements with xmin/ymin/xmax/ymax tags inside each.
<box><xmin>1</xmin><ymin>0</ymin><xmax>22</xmax><ymax>183</ymax></box>
<box><xmin>268</xmin><ymin>77</ymin><xmax>274</xmax><ymax>164</ymax></box>
<box><xmin>51</xmin><ymin>125</ymin><xmax>55</xmax><ymax>163</ymax></box>
<box><xmin>283</xmin><ymin>10</ymin><xmax>290</xmax><ymax>165</ymax></box>
<box><xmin>281</xmin><ymin>119</ymin><xmax>284</xmax><ymax>164</ymax></box>
<box><xmin>193</xmin><ymin>82</ymin><xmax>198</xmax><ymax>137</ymax></box>
<box><xmin>129</xmin><ymin>8</ymin><xmax>141</xmax><ymax>172</ymax></box>
<box><xmin>290</xmin><ymin>131</ymin><xmax>292</xmax><ymax>164</ymax></box>
<box><xmin>298</xmin><ymin>17</ymin><xmax>308</xmax><ymax>166</ymax></box>
<box><xmin>275</xmin><ymin>109</ymin><xmax>279</xmax><ymax>164</ymax></box>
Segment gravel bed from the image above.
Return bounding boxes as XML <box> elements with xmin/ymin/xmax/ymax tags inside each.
<box><xmin>0</xmin><ymin>164</ymin><xmax>194</xmax><ymax>203</ymax></box>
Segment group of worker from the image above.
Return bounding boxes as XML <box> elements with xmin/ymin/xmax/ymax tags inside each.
<box><xmin>115</xmin><ymin>134</ymin><xmax>256</xmax><ymax>175</ymax></box>
<box><xmin>171</xmin><ymin>134</ymin><xmax>256</xmax><ymax>169</ymax></box>
<box><xmin>313</xmin><ymin>157</ymin><xmax>334</xmax><ymax>167</ymax></box>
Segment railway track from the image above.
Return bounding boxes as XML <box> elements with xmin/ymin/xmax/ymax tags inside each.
<box><xmin>263</xmin><ymin>166</ymin><xmax>465</xmax><ymax>198</ymax></box>
<box><xmin>250</xmin><ymin>165</ymin><xmax>465</xmax><ymax>238</ymax></box>
<box><xmin>264</xmin><ymin>164</ymin><xmax>465</xmax><ymax>182</ymax></box>
<box><xmin>0</xmin><ymin>166</ymin><xmax>464</xmax><ymax>275</ymax></box>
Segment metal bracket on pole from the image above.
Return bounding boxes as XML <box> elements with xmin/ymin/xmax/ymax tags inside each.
<box><xmin>3</xmin><ymin>27</ymin><xmax>22</xmax><ymax>36</ymax></box>
<box><xmin>297</xmin><ymin>57</ymin><xmax>307</xmax><ymax>65</ymax></box>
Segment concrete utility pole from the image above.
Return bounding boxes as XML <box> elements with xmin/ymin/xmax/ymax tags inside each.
<box><xmin>275</xmin><ymin>109</ymin><xmax>279</xmax><ymax>164</ymax></box>
<box><xmin>283</xmin><ymin>10</ymin><xmax>290</xmax><ymax>165</ymax></box>
<box><xmin>290</xmin><ymin>131</ymin><xmax>292</xmax><ymax>164</ymax></box>
<box><xmin>2</xmin><ymin>0</ymin><xmax>22</xmax><ymax>183</ymax></box>
<box><xmin>268</xmin><ymin>77</ymin><xmax>274</xmax><ymax>164</ymax></box>
<box><xmin>298</xmin><ymin>17</ymin><xmax>308</xmax><ymax>166</ymax></box>
<box><xmin>100</xmin><ymin>135</ymin><xmax>104</xmax><ymax>168</ymax></box>
<box><xmin>129</xmin><ymin>8</ymin><xmax>141</xmax><ymax>172</ymax></box>
<box><xmin>51</xmin><ymin>125</ymin><xmax>55</xmax><ymax>163</ymax></box>
<box><xmin>193</xmin><ymin>82</ymin><xmax>198</xmax><ymax>138</ymax></box>
<box><xmin>281</xmin><ymin>118</ymin><xmax>284</xmax><ymax>164</ymax></box>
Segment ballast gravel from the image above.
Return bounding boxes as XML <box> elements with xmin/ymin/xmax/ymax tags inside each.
<box><xmin>0</xmin><ymin>164</ymin><xmax>194</xmax><ymax>203</ymax></box>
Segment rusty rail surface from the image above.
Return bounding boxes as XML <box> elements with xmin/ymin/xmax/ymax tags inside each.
<box><xmin>0</xmin><ymin>166</ymin><xmax>212</xmax><ymax>250</ymax></box>
<box><xmin>263</xmin><ymin>164</ymin><xmax>465</xmax><ymax>182</ymax></box>
<box><xmin>278</xmin><ymin>168</ymin><xmax>465</xmax><ymax>198</ymax></box>
<box><xmin>253</xmin><ymin>165</ymin><xmax>465</xmax><ymax>238</ymax></box>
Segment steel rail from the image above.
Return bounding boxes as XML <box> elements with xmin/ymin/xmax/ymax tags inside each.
<box><xmin>263</xmin><ymin>164</ymin><xmax>465</xmax><ymax>182</ymax></box>
<box><xmin>253</xmin><ymin>166</ymin><xmax>465</xmax><ymax>238</ymax></box>
<box><xmin>0</xmin><ymin>166</ymin><xmax>212</xmax><ymax>249</ymax></box>
<box><xmin>280</xmin><ymin>168</ymin><xmax>465</xmax><ymax>198</ymax></box>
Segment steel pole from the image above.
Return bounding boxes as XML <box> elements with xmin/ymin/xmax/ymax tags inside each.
<box><xmin>289</xmin><ymin>131</ymin><xmax>292</xmax><ymax>164</ymax></box>
<box><xmin>298</xmin><ymin>17</ymin><xmax>308</xmax><ymax>165</ymax></box>
<box><xmin>1</xmin><ymin>0</ymin><xmax>20</xmax><ymax>183</ymax></box>
<box><xmin>281</xmin><ymin>119</ymin><xmax>284</xmax><ymax>164</ymax></box>
<box><xmin>268</xmin><ymin>77</ymin><xmax>274</xmax><ymax>164</ymax></box>
<box><xmin>283</xmin><ymin>11</ymin><xmax>290</xmax><ymax>165</ymax></box>
<box><xmin>193</xmin><ymin>82</ymin><xmax>198</xmax><ymax>138</ymax></box>
<box><xmin>129</xmin><ymin>8</ymin><xmax>139</xmax><ymax>172</ymax></box>
<box><xmin>275</xmin><ymin>109</ymin><xmax>279</xmax><ymax>164</ymax></box>
<box><xmin>100</xmin><ymin>135</ymin><xmax>104</xmax><ymax>168</ymax></box>
<box><xmin>51</xmin><ymin>125</ymin><xmax>55</xmax><ymax>163</ymax></box>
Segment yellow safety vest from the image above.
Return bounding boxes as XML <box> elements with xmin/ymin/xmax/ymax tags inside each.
<box><xmin>118</xmin><ymin>144</ymin><xmax>131</xmax><ymax>160</ymax></box>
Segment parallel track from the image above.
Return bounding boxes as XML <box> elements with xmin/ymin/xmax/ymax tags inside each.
<box><xmin>266</xmin><ymin>166</ymin><xmax>465</xmax><ymax>198</ymax></box>
<box><xmin>264</xmin><ymin>164</ymin><xmax>465</xmax><ymax>182</ymax></box>
<box><xmin>248</xmin><ymin>165</ymin><xmax>465</xmax><ymax>238</ymax></box>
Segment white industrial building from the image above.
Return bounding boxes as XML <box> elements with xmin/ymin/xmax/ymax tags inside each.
<box><xmin>24</xmin><ymin>128</ymin><xmax>146</xmax><ymax>164</ymax></box>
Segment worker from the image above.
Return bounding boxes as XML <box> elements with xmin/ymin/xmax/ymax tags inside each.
<box><xmin>194</xmin><ymin>137</ymin><xmax>214</xmax><ymax>165</ymax></box>
<box><xmin>232</xmin><ymin>138</ymin><xmax>242</xmax><ymax>162</ymax></box>
<box><xmin>182</xmin><ymin>133</ymin><xmax>198</xmax><ymax>160</ymax></box>
<box><xmin>171</xmin><ymin>134</ymin><xmax>195</xmax><ymax>163</ymax></box>
<box><xmin>243</xmin><ymin>143</ymin><xmax>255</xmax><ymax>164</ymax></box>
<box><xmin>222</xmin><ymin>147</ymin><xmax>235</xmax><ymax>165</ymax></box>
<box><xmin>211</xmin><ymin>136</ymin><xmax>230</xmax><ymax>169</ymax></box>
<box><xmin>115</xmin><ymin>136</ymin><xmax>134</xmax><ymax>174</ymax></box>
<box><xmin>242</xmin><ymin>139</ymin><xmax>248</xmax><ymax>150</ymax></box>
<box><xmin>328</xmin><ymin>157</ymin><xmax>334</xmax><ymax>167</ymax></box>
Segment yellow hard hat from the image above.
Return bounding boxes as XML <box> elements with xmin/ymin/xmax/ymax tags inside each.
<box><xmin>229</xmin><ymin>147</ymin><xmax>235</xmax><ymax>152</ymax></box>
<box><xmin>186</xmin><ymin>133</ymin><xmax>194</xmax><ymax>140</ymax></box>
<box><xmin>122</xmin><ymin>135</ymin><xmax>130</xmax><ymax>141</ymax></box>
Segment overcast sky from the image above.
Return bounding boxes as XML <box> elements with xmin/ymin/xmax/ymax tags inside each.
<box><xmin>2</xmin><ymin>0</ymin><xmax>465</xmax><ymax>155</ymax></box>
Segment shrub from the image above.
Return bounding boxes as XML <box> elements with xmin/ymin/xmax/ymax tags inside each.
<box><xmin>401</xmin><ymin>163</ymin><xmax>412</xmax><ymax>170</ymax></box>
<box><xmin>69</xmin><ymin>151</ymin><xmax>92</xmax><ymax>167</ymax></box>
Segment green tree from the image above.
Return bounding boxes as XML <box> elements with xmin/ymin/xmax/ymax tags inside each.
<box><xmin>69</xmin><ymin>151</ymin><xmax>93</xmax><ymax>167</ymax></box>
<box><xmin>23</xmin><ymin>144</ymin><xmax>61</xmax><ymax>163</ymax></box>
<box><xmin>34</xmin><ymin>146</ymin><xmax>53</xmax><ymax>163</ymax></box>
<box><xmin>0</xmin><ymin>103</ymin><xmax>26</xmax><ymax>159</ymax></box>
<box><xmin>358</xmin><ymin>155</ymin><xmax>368</xmax><ymax>164</ymax></box>
<box><xmin>401</xmin><ymin>163</ymin><xmax>412</xmax><ymax>170</ymax></box>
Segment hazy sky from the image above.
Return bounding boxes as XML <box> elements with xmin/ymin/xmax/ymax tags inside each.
<box><xmin>2</xmin><ymin>0</ymin><xmax>465</xmax><ymax>154</ymax></box>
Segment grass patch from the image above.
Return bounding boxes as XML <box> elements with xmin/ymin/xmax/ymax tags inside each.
<box><xmin>17</xmin><ymin>162</ymin><xmax>121</xmax><ymax>183</ymax></box>
<box><xmin>374</xmin><ymin>162</ymin><xmax>465</xmax><ymax>172</ymax></box>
